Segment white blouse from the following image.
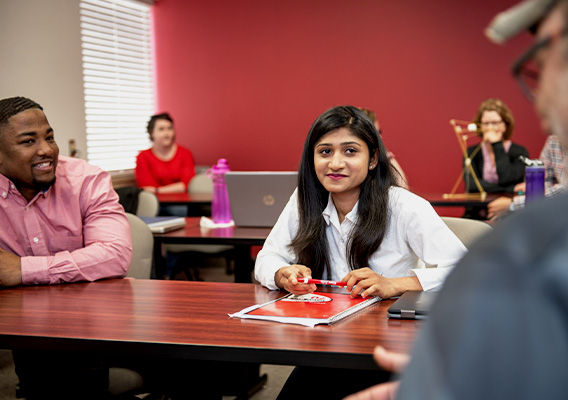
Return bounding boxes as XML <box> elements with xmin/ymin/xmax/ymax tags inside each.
<box><xmin>254</xmin><ymin>186</ymin><xmax>467</xmax><ymax>292</ymax></box>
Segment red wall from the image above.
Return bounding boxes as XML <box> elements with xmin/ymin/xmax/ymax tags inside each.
<box><xmin>152</xmin><ymin>0</ymin><xmax>545</xmax><ymax>201</ymax></box>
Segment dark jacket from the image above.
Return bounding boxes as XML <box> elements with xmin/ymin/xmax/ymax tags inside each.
<box><xmin>464</xmin><ymin>141</ymin><xmax>529</xmax><ymax>193</ymax></box>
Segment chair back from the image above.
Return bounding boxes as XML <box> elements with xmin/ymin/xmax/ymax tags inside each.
<box><xmin>125</xmin><ymin>213</ymin><xmax>153</xmax><ymax>279</ymax></box>
<box><xmin>189</xmin><ymin>173</ymin><xmax>213</xmax><ymax>194</ymax></box>
<box><xmin>136</xmin><ymin>190</ymin><xmax>160</xmax><ymax>217</ymax></box>
<box><xmin>441</xmin><ymin>216</ymin><xmax>492</xmax><ymax>249</ymax></box>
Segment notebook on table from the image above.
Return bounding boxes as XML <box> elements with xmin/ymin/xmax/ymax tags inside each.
<box><xmin>229</xmin><ymin>290</ymin><xmax>380</xmax><ymax>327</ymax></box>
<box><xmin>140</xmin><ymin>216</ymin><xmax>187</xmax><ymax>233</ymax></box>
<box><xmin>225</xmin><ymin>171</ymin><xmax>297</xmax><ymax>227</ymax></box>
<box><xmin>387</xmin><ymin>291</ymin><xmax>438</xmax><ymax>320</ymax></box>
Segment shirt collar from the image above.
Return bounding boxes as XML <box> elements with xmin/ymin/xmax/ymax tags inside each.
<box><xmin>321</xmin><ymin>193</ymin><xmax>359</xmax><ymax>227</ymax></box>
<box><xmin>0</xmin><ymin>173</ymin><xmax>50</xmax><ymax>202</ymax></box>
<box><xmin>0</xmin><ymin>174</ymin><xmax>12</xmax><ymax>199</ymax></box>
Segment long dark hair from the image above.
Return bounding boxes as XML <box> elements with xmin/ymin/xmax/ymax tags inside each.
<box><xmin>290</xmin><ymin>105</ymin><xmax>398</xmax><ymax>279</ymax></box>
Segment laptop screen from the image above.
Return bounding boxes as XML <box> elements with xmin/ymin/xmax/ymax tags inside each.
<box><xmin>225</xmin><ymin>171</ymin><xmax>297</xmax><ymax>227</ymax></box>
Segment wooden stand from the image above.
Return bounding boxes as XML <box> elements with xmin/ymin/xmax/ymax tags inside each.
<box><xmin>444</xmin><ymin>119</ymin><xmax>487</xmax><ymax>199</ymax></box>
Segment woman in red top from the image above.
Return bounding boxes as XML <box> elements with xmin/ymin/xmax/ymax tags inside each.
<box><xmin>135</xmin><ymin>113</ymin><xmax>195</xmax><ymax>194</ymax></box>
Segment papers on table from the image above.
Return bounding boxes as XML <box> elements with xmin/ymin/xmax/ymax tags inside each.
<box><xmin>140</xmin><ymin>216</ymin><xmax>187</xmax><ymax>233</ymax></box>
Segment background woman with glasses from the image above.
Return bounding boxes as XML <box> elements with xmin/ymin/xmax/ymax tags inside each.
<box><xmin>464</xmin><ymin>98</ymin><xmax>529</xmax><ymax>219</ymax></box>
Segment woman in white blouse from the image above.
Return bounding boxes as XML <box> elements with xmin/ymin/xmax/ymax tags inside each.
<box><xmin>255</xmin><ymin>105</ymin><xmax>467</xmax><ymax>399</ymax></box>
<box><xmin>255</xmin><ymin>105</ymin><xmax>466</xmax><ymax>299</ymax></box>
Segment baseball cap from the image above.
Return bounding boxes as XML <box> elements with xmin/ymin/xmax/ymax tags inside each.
<box><xmin>485</xmin><ymin>0</ymin><xmax>558</xmax><ymax>43</ymax></box>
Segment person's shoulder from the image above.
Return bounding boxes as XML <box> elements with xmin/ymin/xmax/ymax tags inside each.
<box><xmin>58</xmin><ymin>156</ymin><xmax>103</xmax><ymax>173</ymax></box>
<box><xmin>498</xmin><ymin>193</ymin><xmax>568</xmax><ymax>237</ymax></box>
<box><xmin>136</xmin><ymin>148</ymin><xmax>153</xmax><ymax>159</ymax></box>
<box><xmin>462</xmin><ymin>194</ymin><xmax>568</xmax><ymax>273</ymax></box>
<box><xmin>176</xmin><ymin>144</ymin><xmax>191</xmax><ymax>153</ymax></box>
<box><xmin>175</xmin><ymin>145</ymin><xmax>194</xmax><ymax>158</ymax></box>
<box><xmin>56</xmin><ymin>156</ymin><xmax>109</xmax><ymax>182</ymax></box>
<box><xmin>388</xmin><ymin>186</ymin><xmax>428</xmax><ymax>205</ymax></box>
<box><xmin>509</xmin><ymin>141</ymin><xmax>529</xmax><ymax>153</ymax></box>
<box><xmin>387</xmin><ymin>187</ymin><xmax>431</xmax><ymax>216</ymax></box>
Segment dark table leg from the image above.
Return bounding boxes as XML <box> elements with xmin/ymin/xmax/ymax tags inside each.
<box><xmin>233</xmin><ymin>245</ymin><xmax>254</xmax><ymax>283</ymax></box>
<box><xmin>153</xmin><ymin>239</ymin><xmax>166</xmax><ymax>279</ymax></box>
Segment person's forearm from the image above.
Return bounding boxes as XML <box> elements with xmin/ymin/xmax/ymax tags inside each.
<box><xmin>21</xmin><ymin>241</ymin><xmax>130</xmax><ymax>285</ymax></box>
<box><xmin>391</xmin><ymin>276</ymin><xmax>423</xmax><ymax>296</ymax></box>
<box><xmin>157</xmin><ymin>182</ymin><xmax>186</xmax><ymax>193</ymax></box>
<box><xmin>0</xmin><ymin>248</ymin><xmax>23</xmax><ymax>286</ymax></box>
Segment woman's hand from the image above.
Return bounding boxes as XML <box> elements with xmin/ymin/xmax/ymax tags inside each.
<box><xmin>274</xmin><ymin>265</ymin><xmax>317</xmax><ymax>295</ymax></box>
<box><xmin>343</xmin><ymin>268</ymin><xmax>422</xmax><ymax>299</ymax></box>
<box><xmin>483</xmin><ymin>129</ymin><xmax>503</xmax><ymax>144</ymax></box>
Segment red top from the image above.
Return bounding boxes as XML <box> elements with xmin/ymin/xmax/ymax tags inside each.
<box><xmin>135</xmin><ymin>145</ymin><xmax>195</xmax><ymax>189</ymax></box>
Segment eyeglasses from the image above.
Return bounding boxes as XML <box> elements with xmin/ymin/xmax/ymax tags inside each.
<box><xmin>480</xmin><ymin>120</ymin><xmax>503</xmax><ymax>127</ymax></box>
<box><xmin>511</xmin><ymin>28</ymin><xmax>568</xmax><ymax>102</ymax></box>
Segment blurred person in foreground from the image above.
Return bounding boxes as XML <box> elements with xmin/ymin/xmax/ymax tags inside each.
<box><xmin>345</xmin><ymin>0</ymin><xmax>568</xmax><ymax>399</ymax></box>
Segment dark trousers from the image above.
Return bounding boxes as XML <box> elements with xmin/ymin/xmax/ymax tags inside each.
<box><xmin>13</xmin><ymin>350</ymin><xmax>110</xmax><ymax>399</ymax></box>
<box><xmin>13</xmin><ymin>350</ymin><xmax>223</xmax><ymax>400</ymax></box>
<box><xmin>276</xmin><ymin>366</ymin><xmax>392</xmax><ymax>400</ymax></box>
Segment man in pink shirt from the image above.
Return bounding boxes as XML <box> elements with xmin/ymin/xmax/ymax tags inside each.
<box><xmin>0</xmin><ymin>97</ymin><xmax>132</xmax><ymax>286</ymax></box>
<box><xmin>0</xmin><ymin>96</ymin><xmax>132</xmax><ymax>398</ymax></box>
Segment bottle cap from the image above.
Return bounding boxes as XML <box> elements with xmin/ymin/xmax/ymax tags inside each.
<box><xmin>207</xmin><ymin>158</ymin><xmax>230</xmax><ymax>177</ymax></box>
<box><xmin>214</xmin><ymin>158</ymin><xmax>230</xmax><ymax>172</ymax></box>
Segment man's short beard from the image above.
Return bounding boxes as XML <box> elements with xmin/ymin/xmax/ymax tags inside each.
<box><xmin>33</xmin><ymin>176</ymin><xmax>56</xmax><ymax>192</ymax></box>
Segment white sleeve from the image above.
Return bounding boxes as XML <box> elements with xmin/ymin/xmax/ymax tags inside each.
<box><xmin>398</xmin><ymin>192</ymin><xmax>467</xmax><ymax>291</ymax></box>
<box><xmin>254</xmin><ymin>190</ymin><xmax>300</xmax><ymax>290</ymax></box>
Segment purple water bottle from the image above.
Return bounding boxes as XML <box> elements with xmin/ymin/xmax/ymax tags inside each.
<box><xmin>206</xmin><ymin>159</ymin><xmax>233</xmax><ymax>223</ymax></box>
<box><xmin>525</xmin><ymin>165</ymin><xmax>545</xmax><ymax>204</ymax></box>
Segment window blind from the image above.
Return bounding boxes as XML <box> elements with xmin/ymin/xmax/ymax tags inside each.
<box><xmin>80</xmin><ymin>0</ymin><xmax>154</xmax><ymax>171</ymax></box>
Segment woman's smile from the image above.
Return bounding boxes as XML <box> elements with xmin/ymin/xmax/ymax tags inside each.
<box><xmin>327</xmin><ymin>173</ymin><xmax>347</xmax><ymax>180</ymax></box>
<box><xmin>314</xmin><ymin>127</ymin><xmax>376</xmax><ymax>199</ymax></box>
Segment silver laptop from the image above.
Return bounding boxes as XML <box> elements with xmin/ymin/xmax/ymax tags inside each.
<box><xmin>225</xmin><ymin>171</ymin><xmax>298</xmax><ymax>227</ymax></box>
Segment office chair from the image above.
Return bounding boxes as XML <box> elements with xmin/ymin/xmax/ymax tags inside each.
<box><xmin>108</xmin><ymin>213</ymin><xmax>154</xmax><ymax>398</ymax></box>
<box><xmin>136</xmin><ymin>190</ymin><xmax>160</xmax><ymax>218</ymax></box>
<box><xmin>188</xmin><ymin>172</ymin><xmax>213</xmax><ymax>193</ymax></box>
<box><xmin>441</xmin><ymin>216</ymin><xmax>492</xmax><ymax>249</ymax></box>
<box><xmin>125</xmin><ymin>213</ymin><xmax>154</xmax><ymax>279</ymax></box>
<box><xmin>115</xmin><ymin>187</ymin><xmax>159</xmax><ymax>218</ymax></box>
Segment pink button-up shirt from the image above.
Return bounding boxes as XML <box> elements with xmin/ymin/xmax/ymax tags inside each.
<box><xmin>0</xmin><ymin>156</ymin><xmax>132</xmax><ymax>285</ymax></box>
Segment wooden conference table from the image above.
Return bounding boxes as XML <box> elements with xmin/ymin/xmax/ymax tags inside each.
<box><xmin>0</xmin><ymin>279</ymin><xmax>419</xmax><ymax>371</ymax></box>
<box><xmin>153</xmin><ymin>217</ymin><xmax>272</xmax><ymax>282</ymax></box>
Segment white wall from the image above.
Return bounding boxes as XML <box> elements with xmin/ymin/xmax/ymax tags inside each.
<box><xmin>0</xmin><ymin>0</ymin><xmax>87</xmax><ymax>159</ymax></box>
